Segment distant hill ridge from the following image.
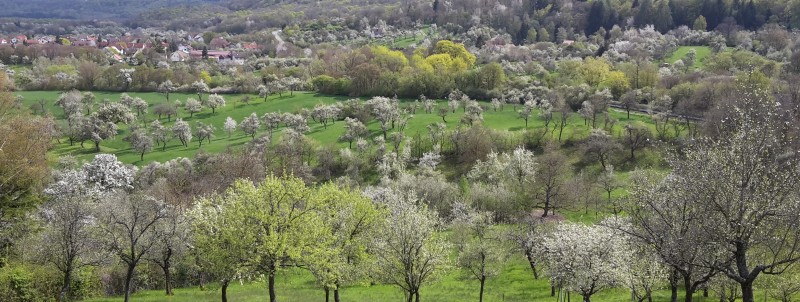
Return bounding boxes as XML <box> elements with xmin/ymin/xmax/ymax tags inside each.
<box><xmin>0</xmin><ymin>0</ymin><xmax>223</xmax><ymax>20</ymax></box>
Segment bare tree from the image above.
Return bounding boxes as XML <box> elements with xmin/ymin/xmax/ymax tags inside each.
<box><xmin>534</xmin><ymin>144</ymin><xmax>569</xmax><ymax>217</ymax></box>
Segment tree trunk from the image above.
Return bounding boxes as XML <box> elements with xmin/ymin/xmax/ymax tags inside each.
<box><xmin>543</xmin><ymin>195</ymin><xmax>551</xmax><ymax>217</ymax></box>
<box><xmin>479</xmin><ymin>277</ymin><xmax>485</xmax><ymax>302</ymax></box>
<box><xmin>415</xmin><ymin>290</ymin><xmax>420</xmax><ymax>302</ymax></box>
<box><xmin>740</xmin><ymin>280</ymin><xmax>755</xmax><ymax>302</ymax></box>
<box><xmin>162</xmin><ymin>252</ymin><xmax>172</xmax><ymax>296</ymax></box>
<box><xmin>334</xmin><ymin>288</ymin><xmax>340</xmax><ymax>302</ymax></box>
<box><xmin>325</xmin><ymin>287</ymin><xmax>329</xmax><ymax>302</ymax></box>
<box><xmin>670</xmin><ymin>285</ymin><xmax>678</xmax><ymax>302</ymax></box>
<box><xmin>268</xmin><ymin>262</ymin><xmax>277</xmax><ymax>302</ymax></box>
<box><xmin>59</xmin><ymin>267</ymin><xmax>72</xmax><ymax>302</ymax></box>
<box><xmin>94</xmin><ymin>140</ymin><xmax>101</xmax><ymax>152</ymax></box>
<box><xmin>141</xmin><ymin>152</ymin><xmax>145</xmax><ymax>161</ymax></box>
<box><xmin>583</xmin><ymin>294</ymin><xmax>590</xmax><ymax>302</ymax></box>
<box><xmin>407</xmin><ymin>290</ymin><xmax>414</xmax><ymax>302</ymax></box>
<box><xmin>551</xmin><ymin>286</ymin><xmax>556</xmax><ymax>297</ymax></box>
<box><xmin>525</xmin><ymin>252</ymin><xmax>538</xmax><ymax>279</ymax></box>
<box><xmin>221</xmin><ymin>279</ymin><xmax>229</xmax><ymax>302</ymax></box>
<box><xmin>124</xmin><ymin>264</ymin><xmax>135</xmax><ymax>302</ymax></box>
<box><xmin>683</xmin><ymin>275</ymin><xmax>695</xmax><ymax>302</ymax></box>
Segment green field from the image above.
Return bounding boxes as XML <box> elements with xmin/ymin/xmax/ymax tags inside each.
<box><xmin>18</xmin><ymin>90</ymin><xmax>660</xmax><ymax>166</ymax></box>
<box><xmin>664</xmin><ymin>46</ymin><xmax>712</xmax><ymax>69</ymax></box>
<box><xmin>84</xmin><ymin>257</ymin><xmax>777</xmax><ymax>302</ymax></box>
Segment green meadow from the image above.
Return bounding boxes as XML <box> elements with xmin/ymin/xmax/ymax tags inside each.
<box><xmin>18</xmin><ymin>90</ymin><xmax>661</xmax><ymax>167</ymax></box>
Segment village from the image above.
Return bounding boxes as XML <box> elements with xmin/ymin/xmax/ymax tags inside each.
<box><xmin>0</xmin><ymin>32</ymin><xmax>261</xmax><ymax>64</ymax></box>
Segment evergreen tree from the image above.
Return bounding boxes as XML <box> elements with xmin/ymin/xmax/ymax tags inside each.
<box><xmin>693</xmin><ymin>15</ymin><xmax>708</xmax><ymax>31</ymax></box>
<box><xmin>634</xmin><ymin>0</ymin><xmax>654</xmax><ymax>28</ymax></box>
<box><xmin>586</xmin><ymin>0</ymin><xmax>607</xmax><ymax>35</ymax></box>
<box><xmin>653</xmin><ymin>0</ymin><xmax>674</xmax><ymax>33</ymax></box>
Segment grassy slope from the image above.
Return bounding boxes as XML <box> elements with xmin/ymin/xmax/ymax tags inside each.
<box><xmin>85</xmin><ymin>258</ymin><xmax>779</xmax><ymax>302</ymax></box>
<box><xmin>664</xmin><ymin>46</ymin><xmax>712</xmax><ymax>69</ymax></box>
<box><xmin>19</xmin><ymin>91</ymin><xmax>660</xmax><ymax>167</ymax></box>
<box><xmin>24</xmin><ymin>90</ymin><xmax>706</xmax><ymax>302</ymax></box>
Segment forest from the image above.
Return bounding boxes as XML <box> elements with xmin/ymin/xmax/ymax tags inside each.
<box><xmin>2</xmin><ymin>0</ymin><xmax>800</xmax><ymax>302</ymax></box>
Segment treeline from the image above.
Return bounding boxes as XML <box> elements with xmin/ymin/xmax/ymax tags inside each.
<box><xmin>125</xmin><ymin>0</ymin><xmax>800</xmax><ymax>44</ymax></box>
<box><xmin>310</xmin><ymin>41</ymin><xmax>505</xmax><ymax>99</ymax></box>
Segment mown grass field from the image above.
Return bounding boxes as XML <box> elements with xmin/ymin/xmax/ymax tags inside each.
<box><xmin>664</xmin><ymin>46</ymin><xmax>712</xmax><ymax>69</ymax></box>
<box><xmin>18</xmin><ymin>90</ymin><xmax>662</xmax><ymax>167</ymax></box>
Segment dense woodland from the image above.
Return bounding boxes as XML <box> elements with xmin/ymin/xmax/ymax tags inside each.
<box><xmin>3</xmin><ymin>1</ymin><xmax>800</xmax><ymax>302</ymax></box>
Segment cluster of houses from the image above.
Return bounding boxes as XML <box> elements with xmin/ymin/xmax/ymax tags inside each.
<box><xmin>0</xmin><ymin>33</ymin><xmax>260</xmax><ymax>65</ymax></box>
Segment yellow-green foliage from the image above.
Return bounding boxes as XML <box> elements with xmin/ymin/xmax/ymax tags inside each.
<box><xmin>371</xmin><ymin>46</ymin><xmax>409</xmax><ymax>72</ymax></box>
<box><xmin>433</xmin><ymin>40</ymin><xmax>476</xmax><ymax>68</ymax></box>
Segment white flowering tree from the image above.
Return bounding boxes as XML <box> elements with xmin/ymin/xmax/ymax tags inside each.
<box><xmin>421</xmin><ymin>95</ymin><xmax>435</xmax><ymax>113</ymax></box>
<box><xmin>172</xmin><ymin>118</ymin><xmax>192</xmax><ymax>146</ymax></box>
<box><xmin>125</xmin><ymin>129</ymin><xmax>154</xmax><ymax>160</ymax></box>
<box><xmin>461</xmin><ymin>101</ymin><xmax>484</xmax><ymax>126</ymax></box>
<box><xmin>191</xmin><ymin>80</ymin><xmax>209</xmax><ymax>102</ymax></box>
<box><xmin>184</xmin><ymin>98</ymin><xmax>203</xmax><ymax>117</ymax></box>
<box><xmin>55</xmin><ymin>90</ymin><xmax>84</xmax><ymax>117</ymax></box>
<box><xmin>158</xmin><ymin>80</ymin><xmax>175</xmax><ymax>101</ymax></box>
<box><xmin>467</xmin><ymin>146</ymin><xmax>537</xmax><ymax>221</ymax></box>
<box><xmin>262</xmin><ymin>112</ymin><xmax>282</xmax><ymax>137</ymax></box>
<box><xmin>369</xmin><ymin>188</ymin><xmax>450</xmax><ymax>302</ymax></box>
<box><xmin>257</xmin><ymin>84</ymin><xmax>270</xmax><ymax>102</ymax></box>
<box><xmin>239</xmin><ymin>112</ymin><xmax>261</xmax><ymax>140</ymax></box>
<box><xmin>312</xmin><ymin>103</ymin><xmax>341</xmax><ymax>129</ymax></box>
<box><xmin>203</xmin><ymin>94</ymin><xmax>226</xmax><ymax>114</ymax></box>
<box><xmin>282</xmin><ymin>112</ymin><xmax>310</xmax><ymax>133</ymax></box>
<box><xmin>366</xmin><ymin>96</ymin><xmax>400</xmax><ymax>139</ymax></box>
<box><xmin>223</xmin><ymin>116</ymin><xmax>237</xmax><ymax>138</ymax></box>
<box><xmin>518</xmin><ymin>100</ymin><xmax>535</xmax><ymax>128</ymax></box>
<box><xmin>81</xmin><ymin>154</ymin><xmax>136</xmax><ymax>191</ymax></box>
<box><xmin>339</xmin><ymin>117</ymin><xmax>367</xmax><ymax>149</ymax></box>
<box><xmin>150</xmin><ymin>120</ymin><xmax>170</xmax><ymax>151</ymax></box>
<box><xmin>542</xmin><ymin>223</ymin><xmax>628</xmax><ymax>302</ymax></box>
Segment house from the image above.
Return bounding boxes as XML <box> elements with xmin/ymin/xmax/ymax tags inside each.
<box><xmin>189</xmin><ymin>50</ymin><xmax>232</xmax><ymax>60</ymax></box>
<box><xmin>169</xmin><ymin>51</ymin><xmax>190</xmax><ymax>62</ymax></box>
<box><xmin>562</xmin><ymin>40</ymin><xmax>575</xmax><ymax>46</ymax></box>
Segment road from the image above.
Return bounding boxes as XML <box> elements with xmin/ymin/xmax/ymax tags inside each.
<box><xmin>272</xmin><ymin>30</ymin><xmax>286</xmax><ymax>54</ymax></box>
